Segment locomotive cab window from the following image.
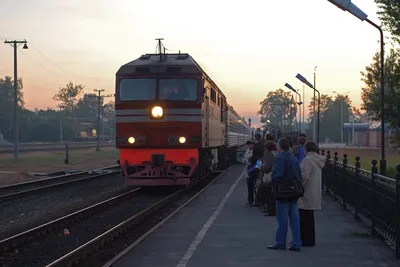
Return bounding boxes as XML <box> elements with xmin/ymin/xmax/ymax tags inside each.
<box><xmin>159</xmin><ymin>79</ymin><xmax>198</xmax><ymax>101</ymax></box>
<box><xmin>119</xmin><ymin>78</ymin><xmax>156</xmax><ymax>101</ymax></box>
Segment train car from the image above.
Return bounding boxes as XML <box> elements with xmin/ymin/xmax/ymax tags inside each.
<box><xmin>115</xmin><ymin>41</ymin><xmax>250</xmax><ymax>186</ymax></box>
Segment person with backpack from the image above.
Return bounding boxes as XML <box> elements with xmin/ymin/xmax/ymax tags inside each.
<box><xmin>267</xmin><ymin>137</ymin><xmax>303</xmax><ymax>252</ymax></box>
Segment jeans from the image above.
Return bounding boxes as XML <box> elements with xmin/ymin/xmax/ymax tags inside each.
<box><xmin>275</xmin><ymin>200</ymin><xmax>301</xmax><ymax>248</ymax></box>
<box><xmin>246</xmin><ymin>177</ymin><xmax>254</xmax><ymax>203</ymax></box>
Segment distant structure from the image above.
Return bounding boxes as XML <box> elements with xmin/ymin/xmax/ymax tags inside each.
<box><xmin>0</xmin><ymin>132</ymin><xmax>12</xmax><ymax>145</ymax></box>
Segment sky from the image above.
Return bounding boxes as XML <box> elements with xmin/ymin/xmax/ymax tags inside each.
<box><xmin>0</xmin><ymin>0</ymin><xmax>385</xmax><ymax>126</ymax></box>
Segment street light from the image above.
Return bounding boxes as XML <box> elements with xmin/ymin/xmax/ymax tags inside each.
<box><xmin>327</xmin><ymin>0</ymin><xmax>386</xmax><ymax>175</ymax></box>
<box><xmin>333</xmin><ymin>91</ymin><xmax>350</xmax><ymax>144</ymax></box>
<box><xmin>296</xmin><ymin>73</ymin><xmax>320</xmax><ymax>146</ymax></box>
<box><xmin>284</xmin><ymin>83</ymin><xmax>303</xmax><ymax>132</ymax></box>
<box><xmin>4</xmin><ymin>39</ymin><xmax>28</xmax><ymax>162</ymax></box>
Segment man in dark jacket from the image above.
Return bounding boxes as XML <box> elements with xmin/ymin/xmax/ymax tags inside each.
<box><xmin>246</xmin><ymin>133</ymin><xmax>264</xmax><ymax>206</ymax></box>
<box><xmin>250</xmin><ymin>133</ymin><xmax>264</xmax><ymax>165</ymax></box>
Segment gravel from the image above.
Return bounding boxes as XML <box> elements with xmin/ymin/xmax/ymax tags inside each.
<box><xmin>0</xmin><ymin>190</ymin><xmax>173</xmax><ymax>267</ymax></box>
<box><xmin>0</xmin><ymin>174</ymin><xmax>127</xmax><ymax>240</ymax></box>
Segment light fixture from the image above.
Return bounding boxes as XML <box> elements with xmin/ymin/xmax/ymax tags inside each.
<box><xmin>179</xmin><ymin>136</ymin><xmax>186</xmax><ymax>143</ymax></box>
<box><xmin>128</xmin><ymin>137</ymin><xmax>135</xmax><ymax>144</ymax></box>
<box><xmin>151</xmin><ymin>106</ymin><xmax>163</xmax><ymax>118</ymax></box>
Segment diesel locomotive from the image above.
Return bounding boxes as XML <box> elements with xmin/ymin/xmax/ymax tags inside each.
<box><xmin>115</xmin><ymin>41</ymin><xmax>250</xmax><ymax>186</ymax></box>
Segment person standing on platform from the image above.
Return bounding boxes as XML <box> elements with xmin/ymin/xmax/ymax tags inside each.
<box><xmin>242</xmin><ymin>140</ymin><xmax>254</xmax><ymax>205</ymax></box>
<box><xmin>261</xmin><ymin>141</ymin><xmax>278</xmax><ymax>216</ymax></box>
<box><xmin>296</xmin><ymin>136</ymin><xmax>307</xmax><ymax>163</ymax></box>
<box><xmin>268</xmin><ymin>138</ymin><xmax>302</xmax><ymax>252</ymax></box>
<box><xmin>248</xmin><ymin>133</ymin><xmax>264</xmax><ymax>206</ymax></box>
<box><xmin>298</xmin><ymin>141</ymin><xmax>324</xmax><ymax>247</ymax></box>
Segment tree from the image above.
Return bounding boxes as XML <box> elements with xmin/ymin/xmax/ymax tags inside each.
<box><xmin>74</xmin><ymin>93</ymin><xmax>100</xmax><ymax>119</ymax></box>
<box><xmin>305</xmin><ymin>94</ymin><xmax>333</xmax><ymax>140</ymax></box>
<box><xmin>53</xmin><ymin>82</ymin><xmax>84</xmax><ymax>113</ymax></box>
<box><xmin>305</xmin><ymin>94</ymin><xmax>353</xmax><ymax>142</ymax></box>
<box><xmin>258</xmin><ymin>89</ymin><xmax>297</xmax><ymax>132</ymax></box>
<box><xmin>320</xmin><ymin>95</ymin><xmax>352</xmax><ymax>142</ymax></box>
<box><xmin>375</xmin><ymin>0</ymin><xmax>400</xmax><ymax>43</ymax></box>
<box><xmin>361</xmin><ymin>49</ymin><xmax>400</xmax><ymax>134</ymax></box>
<box><xmin>0</xmin><ymin>76</ymin><xmax>24</xmax><ymax>141</ymax></box>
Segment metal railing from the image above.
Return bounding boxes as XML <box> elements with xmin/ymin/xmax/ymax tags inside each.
<box><xmin>321</xmin><ymin>150</ymin><xmax>400</xmax><ymax>259</ymax></box>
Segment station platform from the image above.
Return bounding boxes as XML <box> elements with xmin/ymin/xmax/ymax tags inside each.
<box><xmin>106</xmin><ymin>165</ymin><xmax>399</xmax><ymax>267</ymax></box>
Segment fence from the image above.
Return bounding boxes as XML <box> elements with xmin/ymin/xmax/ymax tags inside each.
<box><xmin>321</xmin><ymin>150</ymin><xmax>400</xmax><ymax>259</ymax></box>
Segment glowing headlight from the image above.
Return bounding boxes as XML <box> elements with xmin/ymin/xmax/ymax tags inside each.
<box><xmin>128</xmin><ymin>137</ymin><xmax>135</xmax><ymax>144</ymax></box>
<box><xmin>151</xmin><ymin>106</ymin><xmax>163</xmax><ymax>118</ymax></box>
<box><xmin>179</xmin><ymin>136</ymin><xmax>186</xmax><ymax>144</ymax></box>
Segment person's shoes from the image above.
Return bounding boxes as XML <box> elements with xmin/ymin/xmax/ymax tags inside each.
<box><xmin>289</xmin><ymin>246</ymin><xmax>301</xmax><ymax>252</ymax></box>
<box><xmin>246</xmin><ymin>201</ymin><xmax>253</xmax><ymax>206</ymax></box>
<box><xmin>267</xmin><ymin>244</ymin><xmax>286</xmax><ymax>250</ymax></box>
<box><xmin>264</xmin><ymin>212</ymin><xmax>275</xmax><ymax>216</ymax></box>
<box><xmin>302</xmin><ymin>243</ymin><xmax>315</xmax><ymax>247</ymax></box>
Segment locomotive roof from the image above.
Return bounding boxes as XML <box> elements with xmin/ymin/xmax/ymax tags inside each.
<box><xmin>116</xmin><ymin>53</ymin><xmax>227</xmax><ymax>99</ymax></box>
<box><xmin>117</xmin><ymin>53</ymin><xmax>201</xmax><ymax>75</ymax></box>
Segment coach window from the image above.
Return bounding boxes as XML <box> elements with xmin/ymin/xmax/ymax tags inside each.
<box><xmin>119</xmin><ymin>79</ymin><xmax>156</xmax><ymax>101</ymax></box>
<box><xmin>220</xmin><ymin>101</ymin><xmax>224</xmax><ymax>123</ymax></box>
<box><xmin>210</xmin><ymin>89</ymin><xmax>216</xmax><ymax>103</ymax></box>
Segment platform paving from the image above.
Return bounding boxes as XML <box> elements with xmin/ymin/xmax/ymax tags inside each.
<box><xmin>108</xmin><ymin>165</ymin><xmax>399</xmax><ymax>267</ymax></box>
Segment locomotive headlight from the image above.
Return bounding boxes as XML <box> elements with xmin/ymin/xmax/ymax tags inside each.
<box><xmin>179</xmin><ymin>136</ymin><xmax>186</xmax><ymax>144</ymax></box>
<box><xmin>128</xmin><ymin>137</ymin><xmax>135</xmax><ymax>144</ymax></box>
<box><xmin>151</xmin><ymin>106</ymin><xmax>163</xmax><ymax>118</ymax></box>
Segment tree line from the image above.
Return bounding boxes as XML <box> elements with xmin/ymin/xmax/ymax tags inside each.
<box><xmin>258</xmin><ymin>1</ymin><xmax>400</xmax><ymax>144</ymax></box>
<box><xmin>0</xmin><ymin>78</ymin><xmax>115</xmax><ymax>143</ymax></box>
<box><xmin>258</xmin><ymin>88</ymin><xmax>365</xmax><ymax>143</ymax></box>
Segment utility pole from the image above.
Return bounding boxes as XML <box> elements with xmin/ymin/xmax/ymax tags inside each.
<box><xmin>94</xmin><ymin>89</ymin><xmax>105</xmax><ymax>151</ymax></box>
<box><xmin>340</xmin><ymin>98</ymin><xmax>343</xmax><ymax>143</ymax></box>
<box><xmin>313</xmin><ymin>66</ymin><xmax>317</xmax><ymax>140</ymax></box>
<box><xmin>4</xmin><ymin>39</ymin><xmax>28</xmax><ymax>162</ymax></box>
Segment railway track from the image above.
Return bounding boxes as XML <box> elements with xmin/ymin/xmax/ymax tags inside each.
<box><xmin>0</xmin><ymin>187</ymin><xmax>170</xmax><ymax>267</ymax></box>
<box><xmin>0</xmin><ymin>142</ymin><xmax>115</xmax><ymax>154</ymax></box>
<box><xmin>0</xmin><ymin>165</ymin><xmax>120</xmax><ymax>202</ymax></box>
<box><xmin>0</xmin><ymin>167</ymin><xmax>230</xmax><ymax>267</ymax></box>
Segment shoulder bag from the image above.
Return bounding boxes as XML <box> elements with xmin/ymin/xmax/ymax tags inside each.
<box><xmin>273</xmin><ymin>156</ymin><xmax>304</xmax><ymax>201</ymax></box>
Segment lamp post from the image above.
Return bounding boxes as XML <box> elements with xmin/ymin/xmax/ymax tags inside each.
<box><xmin>333</xmin><ymin>91</ymin><xmax>349</xmax><ymax>144</ymax></box>
<box><xmin>327</xmin><ymin>0</ymin><xmax>386</xmax><ymax>175</ymax></box>
<box><xmin>4</xmin><ymin>39</ymin><xmax>28</xmax><ymax>162</ymax></box>
<box><xmin>284</xmin><ymin>83</ymin><xmax>303</xmax><ymax>132</ymax></box>
<box><xmin>313</xmin><ymin>66</ymin><xmax>317</xmax><ymax>140</ymax></box>
<box><xmin>296</xmin><ymin>73</ymin><xmax>320</xmax><ymax>146</ymax></box>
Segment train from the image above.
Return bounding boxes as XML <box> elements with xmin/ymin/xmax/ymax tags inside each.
<box><xmin>115</xmin><ymin>40</ymin><xmax>250</xmax><ymax>186</ymax></box>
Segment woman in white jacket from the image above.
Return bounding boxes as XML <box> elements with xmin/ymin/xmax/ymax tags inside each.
<box><xmin>298</xmin><ymin>141</ymin><xmax>325</xmax><ymax>247</ymax></box>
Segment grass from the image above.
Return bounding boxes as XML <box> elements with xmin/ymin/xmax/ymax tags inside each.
<box><xmin>322</xmin><ymin>148</ymin><xmax>399</xmax><ymax>178</ymax></box>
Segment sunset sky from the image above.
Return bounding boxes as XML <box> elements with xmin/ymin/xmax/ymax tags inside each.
<box><xmin>0</xmin><ymin>0</ymin><xmax>383</xmax><ymax>126</ymax></box>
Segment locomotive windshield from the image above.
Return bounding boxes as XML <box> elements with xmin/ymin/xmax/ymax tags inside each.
<box><xmin>159</xmin><ymin>79</ymin><xmax>197</xmax><ymax>101</ymax></box>
<box><xmin>119</xmin><ymin>78</ymin><xmax>198</xmax><ymax>101</ymax></box>
<box><xmin>119</xmin><ymin>78</ymin><xmax>156</xmax><ymax>101</ymax></box>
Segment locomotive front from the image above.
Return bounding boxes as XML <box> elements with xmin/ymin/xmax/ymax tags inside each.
<box><xmin>115</xmin><ymin>53</ymin><xmax>203</xmax><ymax>186</ymax></box>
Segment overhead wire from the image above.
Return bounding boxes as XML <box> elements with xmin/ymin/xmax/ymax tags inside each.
<box><xmin>28</xmin><ymin>43</ymin><xmax>91</xmax><ymax>86</ymax></box>
<box><xmin>19</xmin><ymin>49</ymin><xmax>74</xmax><ymax>82</ymax></box>
<box><xmin>18</xmin><ymin>45</ymin><xmax>112</xmax><ymax>92</ymax></box>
